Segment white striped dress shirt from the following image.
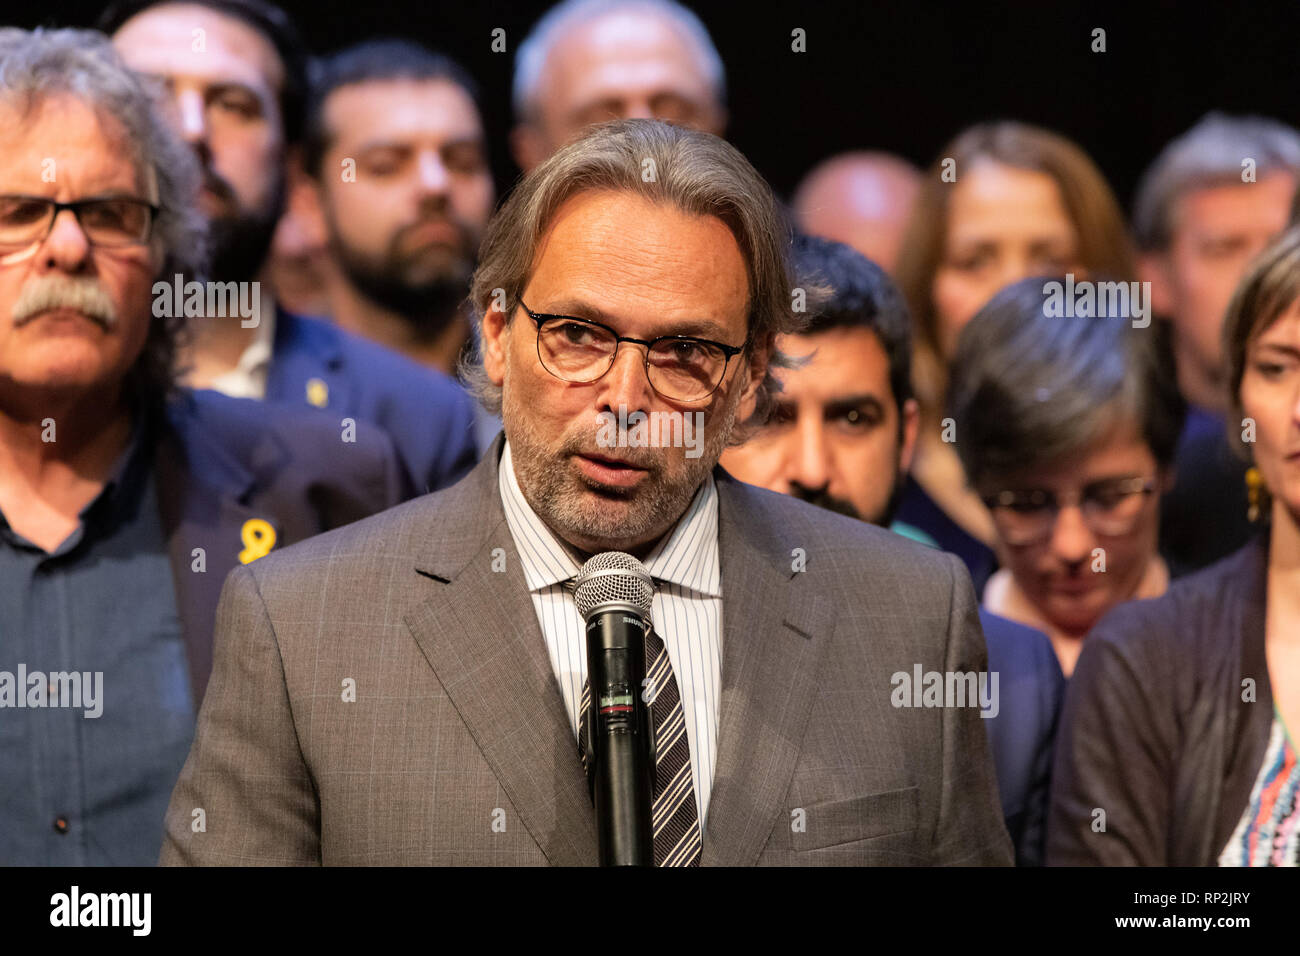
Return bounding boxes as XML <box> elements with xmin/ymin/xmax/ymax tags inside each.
<box><xmin>498</xmin><ymin>441</ymin><xmax>724</xmax><ymax>829</ymax></box>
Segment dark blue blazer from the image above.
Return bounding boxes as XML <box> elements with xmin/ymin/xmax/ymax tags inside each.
<box><xmin>155</xmin><ymin>388</ymin><xmax>407</xmax><ymax>702</ymax></box>
<box><xmin>979</xmin><ymin>610</ymin><xmax>1066</xmax><ymax>867</ymax></box>
<box><xmin>267</xmin><ymin>309</ymin><xmax>480</xmax><ymax>495</ymax></box>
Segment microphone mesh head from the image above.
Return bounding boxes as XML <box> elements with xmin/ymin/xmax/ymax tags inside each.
<box><xmin>573</xmin><ymin>551</ymin><xmax>655</xmax><ymax>620</ymax></box>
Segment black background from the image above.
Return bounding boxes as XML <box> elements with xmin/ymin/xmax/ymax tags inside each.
<box><xmin>17</xmin><ymin>0</ymin><xmax>1300</xmax><ymax>210</ymax></box>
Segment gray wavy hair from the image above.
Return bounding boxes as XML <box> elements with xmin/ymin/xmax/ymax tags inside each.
<box><xmin>0</xmin><ymin>27</ymin><xmax>208</xmax><ymax>404</ymax></box>
<box><xmin>462</xmin><ymin>118</ymin><xmax>802</xmax><ymax>433</ymax></box>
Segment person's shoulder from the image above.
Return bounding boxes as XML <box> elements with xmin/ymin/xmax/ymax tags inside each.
<box><xmin>718</xmin><ymin>473</ymin><xmax>962</xmax><ymax>583</ymax></box>
<box><xmin>170</xmin><ymin>388</ymin><xmax>394</xmax><ymax>470</ymax></box>
<box><xmin>1074</xmin><ymin>537</ymin><xmax>1266</xmax><ymax>696</ymax></box>
<box><xmin>1092</xmin><ymin>536</ymin><xmax>1264</xmax><ymax>648</ymax></box>
<box><xmin>283</xmin><ymin>311</ymin><xmax>470</xmax><ymax>405</ymax></box>
<box><xmin>980</xmin><ymin>610</ymin><xmax>1052</xmax><ymax>660</ymax></box>
<box><xmin>979</xmin><ymin>610</ymin><xmax>1064</xmax><ymax>690</ymax></box>
<box><xmin>239</xmin><ymin>475</ymin><xmax>474</xmax><ymax>587</ymax></box>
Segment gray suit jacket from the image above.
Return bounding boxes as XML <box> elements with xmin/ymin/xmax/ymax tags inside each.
<box><xmin>161</xmin><ymin>438</ymin><xmax>1012</xmax><ymax>865</ymax></box>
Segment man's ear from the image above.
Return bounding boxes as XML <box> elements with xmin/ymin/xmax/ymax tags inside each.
<box><xmin>898</xmin><ymin>397</ymin><xmax>920</xmax><ymax>474</ymax></box>
<box><xmin>510</xmin><ymin>123</ymin><xmax>548</xmax><ymax>175</ymax></box>
<box><xmin>481</xmin><ymin>301</ymin><xmax>511</xmax><ymax>387</ymax></box>
<box><xmin>297</xmin><ymin>180</ymin><xmax>329</xmax><ymax>248</ymax></box>
<box><xmin>1159</xmin><ymin>462</ymin><xmax>1178</xmax><ymax>495</ymax></box>
<box><xmin>735</xmin><ymin>332</ymin><xmax>774</xmax><ymax>421</ymax></box>
<box><xmin>1139</xmin><ymin>251</ymin><xmax>1175</xmax><ymax>317</ymax></box>
<box><xmin>286</xmin><ymin>148</ymin><xmax>330</xmax><ymax>248</ymax></box>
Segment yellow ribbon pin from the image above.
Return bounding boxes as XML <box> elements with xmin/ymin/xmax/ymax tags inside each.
<box><xmin>238</xmin><ymin>518</ymin><xmax>277</xmax><ymax>564</ymax></box>
<box><xmin>306</xmin><ymin>378</ymin><xmax>329</xmax><ymax>408</ymax></box>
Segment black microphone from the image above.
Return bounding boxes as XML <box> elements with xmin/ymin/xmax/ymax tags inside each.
<box><xmin>573</xmin><ymin>552</ymin><xmax>656</xmax><ymax>867</ymax></box>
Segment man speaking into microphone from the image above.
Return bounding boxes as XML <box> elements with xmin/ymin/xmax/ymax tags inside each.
<box><xmin>161</xmin><ymin>119</ymin><xmax>1012</xmax><ymax>866</ymax></box>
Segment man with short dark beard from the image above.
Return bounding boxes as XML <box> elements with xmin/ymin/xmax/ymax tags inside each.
<box><xmin>298</xmin><ymin>40</ymin><xmax>495</xmax><ymax>377</ymax></box>
<box><xmin>162</xmin><ymin>121</ymin><xmax>1011</xmax><ymax>866</ymax></box>
<box><xmin>104</xmin><ymin>0</ymin><xmax>479</xmax><ymax>495</ymax></box>
<box><xmin>721</xmin><ymin>234</ymin><xmax>1065</xmax><ymax>865</ymax></box>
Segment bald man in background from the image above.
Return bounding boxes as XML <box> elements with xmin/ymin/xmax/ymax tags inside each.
<box><xmin>792</xmin><ymin>152</ymin><xmax>921</xmax><ymax>275</ymax></box>
<box><xmin>510</xmin><ymin>0</ymin><xmax>727</xmax><ymax>172</ymax></box>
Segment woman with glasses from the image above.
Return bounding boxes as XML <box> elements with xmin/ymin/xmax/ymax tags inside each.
<box><xmin>1049</xmin><ymin>227</ymin><xmax>1300</xmax><ymax>865</ymax></box>
<box><xmin>893</xmin><ymin>122</ymin><xmax>1137</xmax><ymax>596</ymax></box>
<box><xmin>946</xmin><ymin>276</ymin><xmax>1185</xmax><ymax>677</ymax></box>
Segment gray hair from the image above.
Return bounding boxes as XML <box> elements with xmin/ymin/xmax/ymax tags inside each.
<box><xmin>512</xmin><ymin>0</ymin><xmax>726</xmax><ymax>121</ymax></box>
<box><xmin>0</xmin><ymin>27</ymin><xmax>208</xmax><ymax>401</ymax></box>
<box><xmin>1133</xmin><ymin>111</ymin><xmax>1300</xmax><ymax>251</ymax></box>
<box><xmin>462</xmin><ymin>118</ymin><xmax>800</xmax><ymax>431</ymax></box>
<box><xmin>947</xmin><ymin>275</ymin><xmax>1186</xmax><ymax>489</ymax></box>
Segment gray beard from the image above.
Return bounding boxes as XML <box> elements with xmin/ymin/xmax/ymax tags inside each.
<box><xmin>503</xmin><ymin>376</ymin><xmax>741</xmax><ymax>553</ymax></box>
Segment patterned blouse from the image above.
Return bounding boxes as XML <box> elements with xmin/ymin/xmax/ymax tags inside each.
<box><xmin>1219</xmin><ymin>713</ymin><xmax>1300</xmax><ymax>866</ymax></box>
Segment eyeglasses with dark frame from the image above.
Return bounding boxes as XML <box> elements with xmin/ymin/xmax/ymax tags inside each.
<box><xmin>0</xmin><ymin>195</ymin><xmax>160</xmax><ymax>250</ymax></box>
<box><xmin>518</xmin><ymin>298</ymin><xmax>749</xmax><ymax>403</ymax></box>
<box><xmin>981</xmin><ymin>475</ymin><xmax>1159</xmax><ymax>546</ymax></box>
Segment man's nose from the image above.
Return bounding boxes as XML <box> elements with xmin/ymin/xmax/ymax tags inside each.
<box><xmin>996</xmin><ymin>252</ymin><xmax>1031</xmax><ymax>291</ymax></box>
<box><xmin>596</xmin><ymin>342</ymin><xmax>655</xmax><ymax>413</ymax></box>
<box><xmin>1047</xmin><ymin>503</ymin><xmax>1095</xmax><ymax>565</ymax></box>
<box><xmin>790</xmin><ymin>414</ymin><xmax>831</xmax><ymax>492</ymax></box>
<box><xmin>39</xmin><ymin>209</ymin><xmax>92</xmax><ymax>273</ymax></box>
<box><xmin>175</xmin><ymin>87</ymin><xmax>207</xmax><ymax>145</ymax></box>
<box><xmin>416</xmin><ymin>150</ymin><xmax>451</xmax><ymax>197</ymax></box>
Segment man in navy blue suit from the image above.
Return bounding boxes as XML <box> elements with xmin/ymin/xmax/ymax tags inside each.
<box><xmin>721</xmin><ymin>235</ymin><xmax>1065</xmax><ymax>864</ymax></box>
<box><xmin>0</xmin><ymin>27</ymin><xmax>410</xmax><ymax>864</ymax></box>
<box><xmin>105</xmin><ymin>0</ymin><xmax>481</xmax><ymax>495</ymax></box>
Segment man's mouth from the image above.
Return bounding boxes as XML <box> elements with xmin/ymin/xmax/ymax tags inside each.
<box><xmin>1047</xmin><ymin>576</ymin><xmax>1098</xmax><ymax>598</ymax></box>
<box><xmin>15</xmin><ymin>306</ymin><xmax>112</xmax><ymax>330</ymax></box>
<box><xmin>403</xmin><ymin>219</ymin><xmax>461</xmax><ymax>246</ymax></box>
<box><xmin>574</xmin><ymin>452</ymin><xmax>651</xmax><ymax>489</ymax></box>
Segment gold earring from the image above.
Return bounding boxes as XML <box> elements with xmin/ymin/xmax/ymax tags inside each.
<box><xmin>1246</xmin><ymin>466</ymin><xmax>1265</xmax><ymax>523</ymax></box>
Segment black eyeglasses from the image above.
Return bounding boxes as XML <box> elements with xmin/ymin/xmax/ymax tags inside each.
<box><xmin>0</xmin><ymin>195</ymin><xmax>160</xmax><ymax>250</ymax></box>
<box><xmin>982</xmin><ymin>475</ymin><xmax>1158</xmax><ymax>546</ymax></box>
<box><xmin>519</xmin><ymin>298</ymin><xmax>748</xmax><ymax>402</ymax></box>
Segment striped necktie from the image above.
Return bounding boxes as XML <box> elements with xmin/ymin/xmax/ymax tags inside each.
<box><xmin>577</xmin><ymin>624</ymin><xmax>702</xmax><ymax>867</ymax></box>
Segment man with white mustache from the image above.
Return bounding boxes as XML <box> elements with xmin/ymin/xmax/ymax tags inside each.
<box><xmin>12</xmin><ymin>275</ymin><xmax>119</xmax><ymax>330</ymax></box>
<box><xmin>0</xmin><ymin>28</ymin><xmax>407</xmax><ymax>866</ymax></box>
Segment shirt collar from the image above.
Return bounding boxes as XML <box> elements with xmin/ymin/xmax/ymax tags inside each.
<box><xmin>498</xmin><ymin>439</ymin><xmax>721</xmax><ymax>598</ymax></box>
<box><xmin>208</xmin><ymin>300</ymin><xmax>277</xmax><ymax>398</ymax></box>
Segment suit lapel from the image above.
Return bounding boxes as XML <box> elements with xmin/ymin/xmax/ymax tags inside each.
<box><xmin>268</xmin><ymin>308</ymin><xmax>353</xmax><ymax>413</ymax></box>
<box><xmin>403</xmin><ymin>442</ymin><xmax>598</xmax><ymax>865</ymax></box>
<box><xmin>701</xmin><ymin>473</ymin><xmax>834</xmax><ymax>866</ymax></box>
<box><xmin>155</xmin><ymin>394</ymin><xmax>267</xmax><ymax>703</ymax></box>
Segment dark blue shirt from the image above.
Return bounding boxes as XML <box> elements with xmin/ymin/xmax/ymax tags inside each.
<box><xmin>0</xmin><ymin>412</ymin><xmax>193</xmax><ymax>865</ymax></box>
<box><xmin>1159</xmin><ymin>403</ymin><xmax>1258</xmax><ymax>578</ymax></box>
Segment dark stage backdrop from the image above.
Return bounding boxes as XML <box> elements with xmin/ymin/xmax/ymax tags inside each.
<box><xmin>18</xmin><ymin>0</ymin><xmax>1300</xmax><ymax>211</ymax></box>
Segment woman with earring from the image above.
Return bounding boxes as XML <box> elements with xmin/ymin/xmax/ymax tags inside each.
<box><xmin>1048</xmin><ymin>227</ymin><xmax>1300</xmax><ymax>865</ymax></box>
